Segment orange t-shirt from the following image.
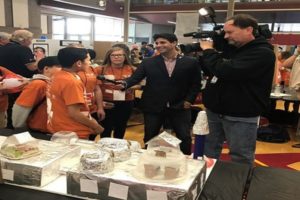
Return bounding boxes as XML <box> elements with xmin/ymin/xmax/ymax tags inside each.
<box><xmin>0</xmin><ymin>66</ymin><xmax>18</xmax><ymax>112</ymax></box>
<box><xmin>96</xmin><ymin>65</ymin><xmax>135</xmax><ymax>101</ymax></box>
<box><xmin>77</xmin><ymin>66</ymin><xmax>99</xmax><ymax>113</ymax></box>
<box><xmin>15</xmin><ymin>79</ymin><xmax>48</xmax><ymax>132</ymax></box>
<box><xmin>280</xmin><ymin>70</ymin><xmax>290</xmax><ymax>86</ymax></box>
<box><xmin>47</xmin><ymin>70</ymin><xmax>93</xmax><ymax>139</ymax></box>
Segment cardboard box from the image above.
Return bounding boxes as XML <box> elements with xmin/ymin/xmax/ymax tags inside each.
<box><xmin>1</xmin><ymin>140</ymin><xmax>81</xmax><ymax>187</ymax></box>
<box><xmin>67</xmin><ymin>152</ymin><xmax>206</xmax><ymax>200</ymax></box>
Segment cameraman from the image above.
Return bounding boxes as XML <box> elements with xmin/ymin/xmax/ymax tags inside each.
<box><xmin>200</xmin><ymin>14</ymin><xmax>275</xmax><ymax>166</ymax></box>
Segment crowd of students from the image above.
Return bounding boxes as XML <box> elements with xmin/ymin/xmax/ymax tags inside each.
<box><xmin>0</xmin><ymin>30</ymin><xmax>202</xmax><ymax>157</ymax></box>
<box><xmin>0</xmin><ymin>29</ymin><xmax>144</xmax><ymax>141</ymax></box>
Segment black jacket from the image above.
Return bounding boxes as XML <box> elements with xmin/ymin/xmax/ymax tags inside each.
<box><xmin>202</xmin><ymin>37</ymin><xmax>276</xmax><ymax>117</ymax></box>
<box><xmin>0</xmin><ymin>41</ymin><xmax>36</xmax><ymax>78</ymax></box>
<box><xmin>125</xmin><ymin>54</ymin><xmax>201</xmax><ymax>113</ymax></box>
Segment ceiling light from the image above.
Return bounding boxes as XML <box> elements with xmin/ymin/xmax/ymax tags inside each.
<box><xmin>199</xmin><ymin>8</ymin><xmax>208</xmax><ymax>16</ymax></box>
<box><xmin>99</xmin><ymin>0</ymin><xmax>107</xmax><ymax>10</ymax></box>
<box><xmin>198</xmin><ymin>7</ymin><xmax>215</xmax><ymax>18</ymax></box>
<box><xmin>199</xmin><ymin>7</ymin><xmax>217</xmax><ymax>26</ymax></box>
<box><xmin>167</xmin><ymin>21</ymin><xmax>176</xmax><ymax>24</ymax></box>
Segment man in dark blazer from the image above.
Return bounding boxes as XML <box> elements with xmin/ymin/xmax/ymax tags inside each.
<box><xmin>123</xmin><ymin>33</ymin><xmax>201</xmax><ymax>155</ymax></box>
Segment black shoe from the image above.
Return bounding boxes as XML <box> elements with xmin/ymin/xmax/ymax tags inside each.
<box><xmin>292</xmin><ymin>143</ymin><xmax>300</xmax><ymax>148</ymax></box>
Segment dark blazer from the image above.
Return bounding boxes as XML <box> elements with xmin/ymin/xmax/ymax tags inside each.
<box><xmin>125</xmin><ymin>54</ymin><xmax>201</xmax><ymax>113</ymax></box>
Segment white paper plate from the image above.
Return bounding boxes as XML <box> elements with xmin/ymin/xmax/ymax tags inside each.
<box><xmin>2</xmin><ymin>78</ymin><xmax>23</xmax><ymax>89</ymax></box>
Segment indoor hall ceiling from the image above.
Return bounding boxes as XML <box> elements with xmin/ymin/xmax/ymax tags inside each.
<box><xmin>130</xmin><ymin>1</ymin><xmax>300</xmax><ymax>26</ymax></box>
<box><xmin>38</xmin><ymin>0</ymin><xmax>125</xmax><ymax>18</ymax></box>
<box><xmin>132</xmin><ymin>10</ymin><xmax>300</xmax><ymax>26</ymax></box>
<box><xmin>38</xmin><ymin>1</ymin><xmax>300</xmax><ymax>26</ymax></box>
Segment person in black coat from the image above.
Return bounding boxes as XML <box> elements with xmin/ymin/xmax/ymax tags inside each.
<box><xmin>0</xmin><ymin>29</ymin><xmax>40</xmax><ymax>129</ymax></box>
<box><xmin>200</xmin><ymin>14</ymin><xmax>276</xmax><ymax>166</ymax></box>
<box><xmin>122</xmin><ymin>33</ymin><xmax>202</xmax><ymax>155</ymax></box>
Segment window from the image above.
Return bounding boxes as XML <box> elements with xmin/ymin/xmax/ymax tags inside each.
<box><xmin>50</xmin><ymin>14</ymin><xmax>145</xmax><ymax>42</ymax></box>
<box><xmin>52</xmin><ymin>16</ymin><xmax>91</xmax><ymax>41</ymax></box>
<box><xmin>274</xmin><ymin>23</ymin><xmax>300</xmax><ymax>32</ymax></box>
<box><xmin>52</xmin><ymin>16</ymin><xmax>65</xmax><ymax>40</ymax></box>
<box><xmin>67</xmin><ymin>18</ymin><xmax>91</xmax><ymax>40</ymax></box>
<box><xmin>94</xmin><ymin>15</ymin><xmax>124</xmax><ymax>41</ymax></box>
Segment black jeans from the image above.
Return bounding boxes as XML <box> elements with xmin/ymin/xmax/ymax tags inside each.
<box><xmin>143</xmin><ymin>108</ymin><xmax>192</xmax><ymax>155</ymax></box>
<box><xmin>101</xmin><ymin>101</ymin><xmax>134</xmax><ymax>139</ymax></box>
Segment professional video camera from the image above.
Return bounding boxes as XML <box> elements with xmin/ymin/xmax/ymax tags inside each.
<box><xmin>179</xmin><ymin>7</ymin><xmax>272</xmax><ymax>54</ymax></box>
<box><xmin>179</xmin><ymin>25</ymin><xmax>225</xmax><ymax>54</ymax></box>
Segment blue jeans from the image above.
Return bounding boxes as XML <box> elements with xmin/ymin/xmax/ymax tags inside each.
<box><xmin>204</xmin><ymin>109</ymin><xmax>259</xmax><ymax>166</ymax></box>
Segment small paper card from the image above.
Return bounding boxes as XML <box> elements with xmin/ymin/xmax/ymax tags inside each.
<box><xmin>108</xmin><ymin>182</ymin><xmax>129</xmax><ymax>200</ymax></box>
<box><xmin>113</xmin><ymin>90</ymin><xmax>126</xmax><ymax>101</ymax></box>
<box><xmin>13</xmin><ymin>132</ymin><xmax>35</xmax><ymax>144</ymax></box>
<box><xmin>146</xmin><ymin>190</ymin><xmax>168</xmax><ymax>200</ymax></box>
<box><xmin>104</xmin><ymin>75</ymin><xmax>115</xmax><ymax>80</ymax></box>
<box><xmin>80</xmin><ymin>178</ymin><xmax>98</xmax><ymax>194</ymax></box>
<box><xmin>2</xmin><ymin>169</ymin><xmax>14</xmax><ymax>181</ymax></box>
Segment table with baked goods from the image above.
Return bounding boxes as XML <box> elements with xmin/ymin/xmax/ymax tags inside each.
<box><xmin>0</xmin><ymin>131</ymin><xmax>207</xmax><ymax>200</ymax></box>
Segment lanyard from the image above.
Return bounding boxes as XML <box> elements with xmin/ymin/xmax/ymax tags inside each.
<box><xmin>110</xmin><ymin>66</ymin><xmax>124</xmax><ymax>80</ymax></box>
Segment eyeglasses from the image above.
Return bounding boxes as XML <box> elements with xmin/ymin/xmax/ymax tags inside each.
<box><xmin>110</xmin><ymin>54</ymin><xmax>125</xmax><ymax>58</ymax></box>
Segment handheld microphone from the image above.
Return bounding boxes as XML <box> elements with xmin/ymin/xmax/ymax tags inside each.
<box><xmin>183</xmin><ymin>32</ymin><xmax>197</xmax><ymax>37</ymax></box>
<box><xmin>97</xmin><ymin>75</ymin><xmax>119</xmax><ymax>84</ymax></box>
<box><xmin>97</xmin><ymin>75</ymin><xmax>127</xmax><ymax>91</ymax></box>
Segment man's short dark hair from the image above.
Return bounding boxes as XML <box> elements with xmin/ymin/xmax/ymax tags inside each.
<box><xmin>57</xmin><ymin>47</ymin><xmax>88</xmax><ymax>68</ymax></box>
<box><xmin>38</xmin><ymin>56</ymin><xmax>60</xmax><ymax>72</ymax></box>
<box><xmin>227</xmin><ymin>14</ymin><xmax>258</xmax><ymax>33</ymax></box>
<box><xmin>147</xmin><ymin>44</ymin><xmax>154</xmax><ymax>49</ymax></box>
<box><xmin>141</xmin><ymin>41</ymin><xmax>147</xmax><ymax>45</ymax></box>
<box><xmin>153</xmin><ymin>33</ymin><xmax>178</xmax><ymax>43</ymax></box>
<box><xmin>34</xmin><ymin>47</ymin><xmax>46</xmax><ymax>54</ymax></box>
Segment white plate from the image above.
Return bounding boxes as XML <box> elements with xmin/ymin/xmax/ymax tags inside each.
<box><xmin>2</xmin><ymin>78</ymin><xmax>23</xmax><ymax>89</ymax></box>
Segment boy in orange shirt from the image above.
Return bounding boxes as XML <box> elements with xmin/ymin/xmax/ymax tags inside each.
<box><xmin>47</xmin><ymin>47</ymin><xmax>104</xmax><ymax>139</ymax></box>
<box><xmin>12</xmin><ymin>56</ymin><xmax>61</xmax><ymax>132</ymax></box>
<box><xmin>77</xmin><ymin>49</ymin><xmax>105</xmax><ymax>122</ymax></box>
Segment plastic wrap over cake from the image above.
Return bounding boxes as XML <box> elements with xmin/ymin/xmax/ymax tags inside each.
<box><xmin>128</xmin><ymin>140</ymin><xmax>141</xmax><ymax>152</ymax></box>
<box><xmin>80</xmin><ymin>150</ymin><xmax>114</xmax><ymax>174</ymax></box>
<box><xmin>96</xmin><ymin>138</ymin><xmax>131</xmax><ymax>162</ymax></box>
<box><xmin>0</xmin><ymin>132</ymin><xmax>40</xmax><ymax>160</ymax></box>
<box><xmin>134</xmin><ymin>132</ymin><xmax>187</xmax><ymax>182</ymax></box>
<box><xmin>50</xmin><ymin>131</ymin><xmax>79</xmax><ymax>144</ymax></box>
